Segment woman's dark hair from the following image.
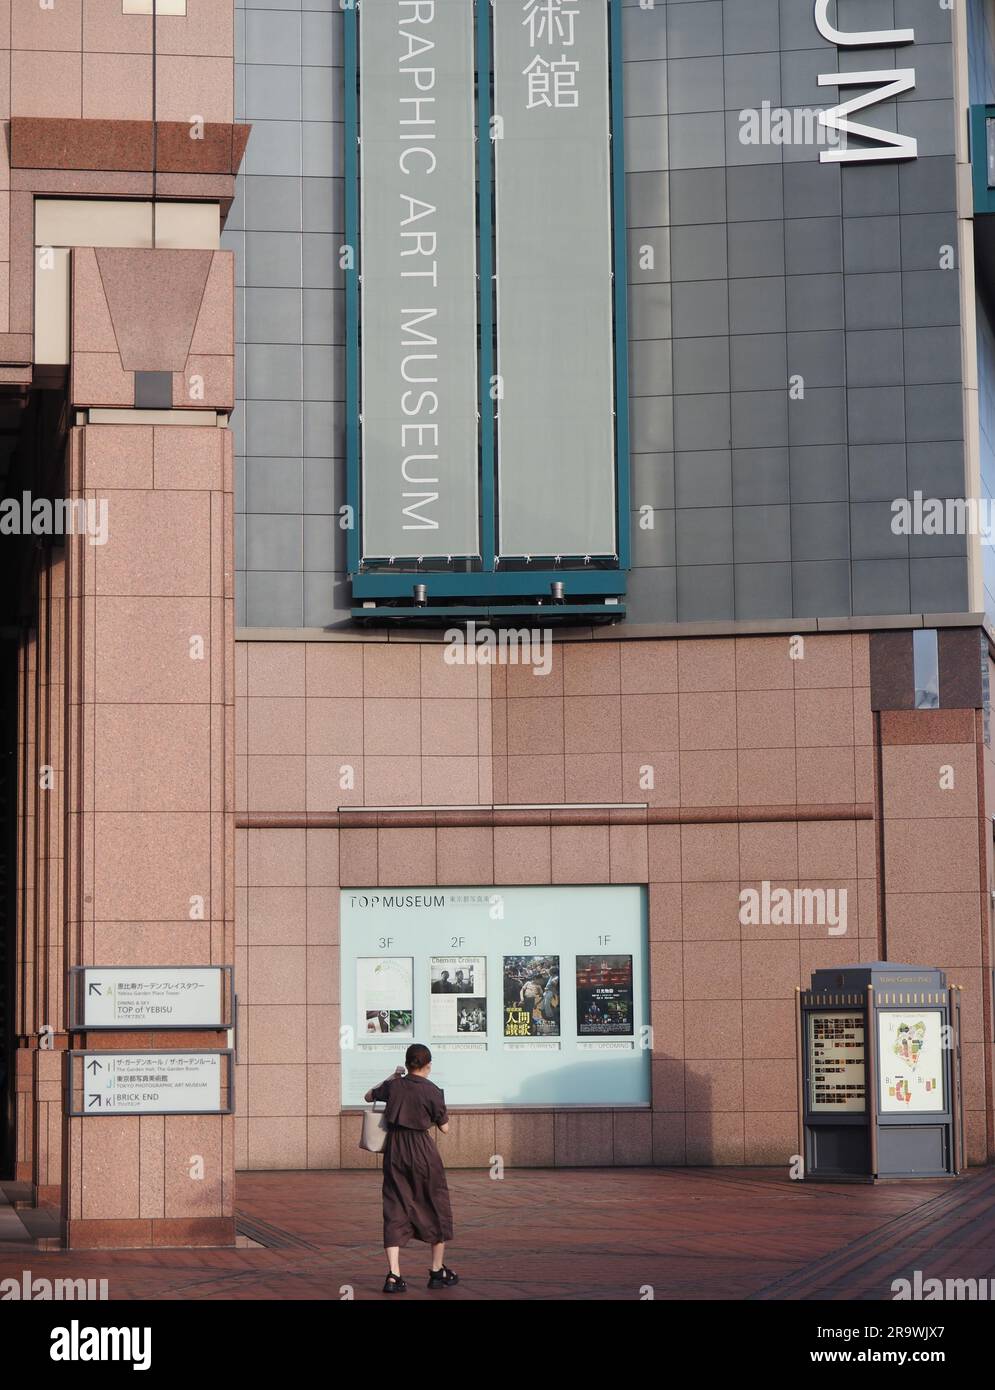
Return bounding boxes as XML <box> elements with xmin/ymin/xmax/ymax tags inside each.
<box><xmin>405</xmin><ymin>1043</ymin><xmax>432</xmax><ymax>1071</ymax></box>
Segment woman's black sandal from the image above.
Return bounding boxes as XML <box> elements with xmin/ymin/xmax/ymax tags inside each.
<box><xmin>427</xmin><ymin>1264</ymin><xmax>459</xmax><ymax>1288</ymax></box>
<box><xmin>383</xmin><ymin>1272</ymin><xmax>407</xmax><ymax>1294</ymax></box>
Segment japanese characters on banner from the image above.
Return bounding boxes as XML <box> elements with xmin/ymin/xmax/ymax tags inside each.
<box><xmin>878</xmin><ymin>1011</ymin><xmax>945</xmax><ymax>1113</ymax></box>
<box><xmin>521</xmin><ymin>0</ymin><xmax>581</xmax><ymax>109</ymax></box>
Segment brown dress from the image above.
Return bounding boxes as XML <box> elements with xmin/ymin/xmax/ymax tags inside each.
<box><xmin>370</xmin><ymin>1074</ymin><xmax>454</xmax><ymax>1248</ymax></box>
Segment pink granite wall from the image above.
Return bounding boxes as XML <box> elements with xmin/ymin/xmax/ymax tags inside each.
<box><xmin>6</xmin><ymin>0</ymin><xmax>232</xmax><ymax>124</ymax></box>
<box><xmin>878</xmin><ymin>708</ymin><xmax>992</xmax><ymax>1164</ymax></box>
<box><xmin>13</xmin><ymin>247</ymin><xmax>239</xmax><ymax>1243</ymax></box>
<box><xmin>233</xmin><ymin>632</ymin><xmax>914</xmax><ymax>1168</ymax></box>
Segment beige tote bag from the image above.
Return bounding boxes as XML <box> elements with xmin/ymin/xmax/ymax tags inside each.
<box><xmin>359</xmin><ymin>1102</ymin><xmax>387</xmax><ymax>1153</ymax></box>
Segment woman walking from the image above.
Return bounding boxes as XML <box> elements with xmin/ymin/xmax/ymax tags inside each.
<box><xmin>365</xmin><ymin>1042</ymin><xmax>458</xmax><ymax>1294</ymax></box>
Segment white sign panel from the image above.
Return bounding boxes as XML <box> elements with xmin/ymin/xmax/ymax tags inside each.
<box><xmin>359</xmin><ymin>0</ymin><xmax>480</xmax><ymax>559</ymax></box>
<box><xmin>80</xmin><ymin>1053</ymin><xmax>223</xmax><ymax>1114</ymax></box>
<box><xmin>80</xmin><ymin>968</ymin><xmax>224</xmax><ymax>1028</ymax></box>
<box><xmin>878</xmin><ymin>1011</ymin><xmax>945</xmax><ymax>1113</ymax></box>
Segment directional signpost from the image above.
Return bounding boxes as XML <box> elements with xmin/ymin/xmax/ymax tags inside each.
<box><xmin>71</xmin><ymin>966</ymin><xmax>229</xmax><ymax>1030</ymax></box>
<box><xmin>70</xmin><ymin>1052</ymin><xmax>230</xmax><ymax>1116</ymax></box>
<box><xmin>67</xmin><ymin>967</ymin><xmax>234</xmax><ymax>1116</ymax></box>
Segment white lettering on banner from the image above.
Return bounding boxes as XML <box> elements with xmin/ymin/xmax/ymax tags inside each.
<box><xmin>398</xmin><ymin>6</ymin><xmax>441</xmax><ymax>531</ymax></box>
<box><xmin>523</xmin><ymin>0</ymin><xmax>578</xmax><ymax>47</ymax></box>
<box><xmin>814</xmin><ymin>1</ymin><xmax>917</xmax><ymax>164</ymax></box>
<box><xmin>359</xmin><ymin>0</ymin><xmax>479</xmax><ymax>559</ymax></box>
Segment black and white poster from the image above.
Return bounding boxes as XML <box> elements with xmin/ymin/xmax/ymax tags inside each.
<box><xmin>430</xmin><ymin>956</ymin><xmax>487</xmax><ymax>1037</ymax></box>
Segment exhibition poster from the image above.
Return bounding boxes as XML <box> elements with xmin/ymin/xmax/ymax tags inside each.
<box><xmin>878</xmin><ymin>1011</ymin><xmax>945</xmax><ymax>1113</ymax></box>
<box><xmin>356</xmin><ymin>957</ymin><xmax>414</xmax><ymax>1038</ymax></box>
<box><xmin>576</xmin><ymin>955</ymin><xmax>634</xmax><ymax>1036</ymax></box>
<box><xmin>430</xmin><ymin>956</ymin><xmax>487</xmax><ymax>1036</ymax></box>
<box><xmin>503</xmin><ymin>955</ymin><xmax>560</xmax><ymax>1037</ymax></box>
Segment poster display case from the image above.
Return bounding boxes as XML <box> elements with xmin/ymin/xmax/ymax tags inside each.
<box><xmin>340</xmin><ymin>885</ymin><xmax>649</xmax><ymax>1107</ymax></box>
<box><xmin>798</xmin><ymin>963</ymin><xmax>962</xmax><ymax>1181</ymax></box>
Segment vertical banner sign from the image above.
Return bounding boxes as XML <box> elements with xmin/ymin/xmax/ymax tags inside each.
<box><xmin>494</xmin><ymin>0</ymin><xmax>617</xmax><ymax>557</ymax></box>
<box><xmin>359</xmin><ymin>0</ymin><xmax>480</xmax><ymax>559</ymax></box>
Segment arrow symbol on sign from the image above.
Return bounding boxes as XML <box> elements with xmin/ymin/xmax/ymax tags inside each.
<box><xmin>88</xmin><ymin>983</ymin><xmax>102</xmax><ymax>997</ymax></box>
<box><xmin>86</xmin><ymin>1059</ymin><xmax>103</xmax><ymax>1074</ymax></box>
<box><xmin>87</xmin><ymin>1094</ymin><xmax>101</xmax><ymax>1108</ymax></box>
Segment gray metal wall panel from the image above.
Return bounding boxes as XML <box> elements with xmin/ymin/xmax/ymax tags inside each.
<box><xmin>230</xmin><ymin>0</ymin><xmax>976</xmax><ymax>628</ymax></box>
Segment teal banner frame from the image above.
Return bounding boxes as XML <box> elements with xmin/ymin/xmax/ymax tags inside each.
<box><xmin>344</xmin><ymin>0</ymin><xmax>630</xmax><ymax>610</ymax></box>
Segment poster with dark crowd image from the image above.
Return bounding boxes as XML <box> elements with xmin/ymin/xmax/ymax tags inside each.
<box><xmin>576</xmin><ymin>955</ymin><xmax>634</xmax><ymax>1036</ymax></box>
<box><xmin>504</xmin><ymin>956</ymin><xmax>560</xmax><ymax>1038</ymax></box>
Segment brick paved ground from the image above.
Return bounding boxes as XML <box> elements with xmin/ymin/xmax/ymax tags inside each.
<box><xmin>2</xmin><ymin>1167</ymin><xmax>994</xmax><ymax>1301</ymax></box>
